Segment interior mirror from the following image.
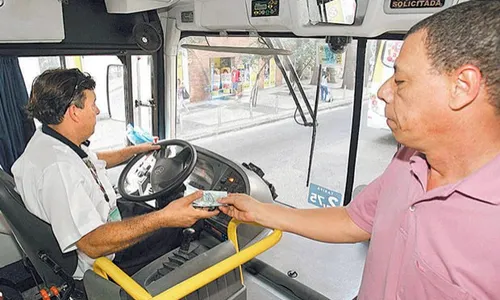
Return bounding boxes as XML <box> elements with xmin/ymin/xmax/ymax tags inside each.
<box><xmin>106</xmin><ymin>64</ymin><xmax>125</xmax><ymax>121</ymax></box>
<box><xmin>308</xmin><ymin>0</ymin><xmax>357</xmax><ymax>25</ymax></box>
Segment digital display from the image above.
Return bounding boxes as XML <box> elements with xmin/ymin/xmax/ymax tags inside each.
<box><xmin>188</xmin><ymin>161</ymin><xmax>214</xmax><ymax>190</ymax></box>
<box><xmin>181</xmin><ymin>11</ymin><xmax>194</xmax><ymax>23</ymax></box>
<box><xmin>254</xmin><ymin>3</ymin><xmax>267</xmax><ymax>10</ymax></box>
<box><xmin>251</xmin><ymin>0</ymin><xmax>279</xmax><ymax>17</ymax></box>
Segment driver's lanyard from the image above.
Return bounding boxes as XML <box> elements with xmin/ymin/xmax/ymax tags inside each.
<box><xmin>83</xmin><ymin>157</ymin><xmax>110</xmax><ymax>203</ymax></box>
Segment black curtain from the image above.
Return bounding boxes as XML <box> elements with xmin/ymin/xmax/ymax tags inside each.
<box><xmin>0</xmin><ymin>57</ymin><xmax>35</xmax><ymax>174</ymax></box>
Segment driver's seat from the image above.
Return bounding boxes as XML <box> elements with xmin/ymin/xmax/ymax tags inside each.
<box><xmin>0</xmin><ymin>169</ymin><xmax>79</xmax><ymax>297</ymax></box>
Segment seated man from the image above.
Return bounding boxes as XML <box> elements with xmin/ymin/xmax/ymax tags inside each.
<box><xmin>11</xmin><ymin>68</ymin><xmax>218</xmax><ymax>282</ymax></box>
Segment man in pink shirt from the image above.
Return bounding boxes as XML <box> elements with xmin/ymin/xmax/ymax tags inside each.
<box><xmin>219</xmin><ymin>1</ymin><xmax>500</xmax><ymax>299</ymax></box>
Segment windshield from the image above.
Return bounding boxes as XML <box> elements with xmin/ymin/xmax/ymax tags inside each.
<box><xmin>176</xmin><ymin>37</ymin><xmax>398</xmax><ymax>206</ymax></box>
<box><xmin>174</xmin><ymin>36</ymin><xmax>400</xmax><ymax>297</ymax></box>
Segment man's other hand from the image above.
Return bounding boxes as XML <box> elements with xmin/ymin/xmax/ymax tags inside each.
<box><xmin>160</xmin><ymin>191</ymin><xmax>219</xmax><ymax>228</ymax></box>
<box><xmin>218</xmin><ymin>193</ymin><xmax>263</xmax><ymax>223</ymax></box>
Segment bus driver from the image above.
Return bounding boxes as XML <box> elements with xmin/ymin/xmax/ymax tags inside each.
<box><xmin>11</xmin><ymin>69</ymin><xmax>219</xmax><ymax>283</ymax></box>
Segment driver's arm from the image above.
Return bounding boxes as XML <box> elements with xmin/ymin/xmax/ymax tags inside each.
<box><xmin>76</xmin><ymin>191</ymin><xmax>218</xmax><ymax>259</ymax></box>
<box><xmin>96</xmin><ymin>143</ymin><xmax>160</xmax><ymax>169</ymax></box>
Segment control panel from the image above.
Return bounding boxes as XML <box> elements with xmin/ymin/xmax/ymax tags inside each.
<box><xmin>213</xmin><ymin>169</ymin><xmax>245</xmax><ymax>193</ymax></box>
<box><xmin>203</xmin><ymin>168</ymin><xmax>245</xmax><ymax>242</ymax></box>
<box><xmin>251</xmin><ymin>0</ymin><xmax>280</xmax><ymax>17</ymax></box>
<box><xmin>204</xmin><ymin>214</ymin><xmax>232</xmax><ymax>242</ymax></box>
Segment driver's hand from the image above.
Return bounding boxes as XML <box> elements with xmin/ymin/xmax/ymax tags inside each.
<box><xmin>132</xmin><ymin>142</ymin><xmax>161</xmax><ymax>154</ymax></box>
<box><xmin>160</xmin><ymin>191</ymin><xmax>219</xmax><ymax>228</ymax></box>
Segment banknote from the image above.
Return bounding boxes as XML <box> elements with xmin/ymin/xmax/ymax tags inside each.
<box><xmin>193</xmin><ymin>191</ymin><xmax>228</xmax><ymax>207</ymax></box>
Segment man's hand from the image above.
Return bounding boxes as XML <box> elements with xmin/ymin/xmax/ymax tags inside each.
<box><xmin>160</xmin><ymin>191</ymin><xmax>220</xmax><ymax>228</ymax></box>
<box><xmin>132</xmin><ymin>143</ymin><xmax>161</xmax><ymax>155</ymax></box>
<box><xmin>97</xmin><ymin>143</ymin><xmax>161</xmax><ymax>168</ymax></box>
<box><xmin>218</xmin><ymin>193</ymin><xmax>264</xmax><ymax>223</ymax></box>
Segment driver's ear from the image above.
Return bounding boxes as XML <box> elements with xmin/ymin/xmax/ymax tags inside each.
<box><xmin>67</xmin><ymin>104</ymin><xmax>81</xmax><ymax>122</ymax></box>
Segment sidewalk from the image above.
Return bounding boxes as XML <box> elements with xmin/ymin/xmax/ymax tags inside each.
<box><xmin>177</xmin><ymin>83</ymin><xmax>358</xmax><ymax>141</ymax></box>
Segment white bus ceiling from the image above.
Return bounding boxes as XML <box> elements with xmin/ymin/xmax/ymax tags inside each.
<box><xmin>0</xmin><ymin>0</ymin><xmax>470</xmax><ymax>44</ymax></box>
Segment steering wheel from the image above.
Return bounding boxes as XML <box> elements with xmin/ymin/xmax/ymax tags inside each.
<box><xmin>117</xmin><ymin>139</ymin><xmax>197</xmax><ymax>202</ymax></box>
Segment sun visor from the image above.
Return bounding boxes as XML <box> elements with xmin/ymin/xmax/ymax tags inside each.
<box><xmin>0</xmin><ymin>0</ymin><xmax>64</xmax><ymax>43</ymax></box>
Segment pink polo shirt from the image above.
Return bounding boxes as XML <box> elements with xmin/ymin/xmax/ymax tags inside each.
<box><xmin>347</xmin><ymin>147</ymin><xmax>500</xmax><ymax>300</ymax></box>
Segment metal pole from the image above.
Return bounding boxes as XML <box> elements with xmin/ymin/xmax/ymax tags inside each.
<box><xmin>136</xmin><ymin>57</ymin><xmax>142</xmax><ymax>128</ymax></box>
<box><xmin>152</xmin><ymin>47</ymin><xmax>165</xmax><ymax>138</ymax></box>
<box><xmin>343</xmin><ymin>39</ymin><xmax>367</xmax><ymax>206</ymax></box>
<box><xmin>163</xmin><ymin>18</ymin><xmax>181</xmax><ymax>139</ymax></box>
<box><xmin>123</xmin><ymin>55</ymin><xmax>134</xmax><ymax>130</ymax></box>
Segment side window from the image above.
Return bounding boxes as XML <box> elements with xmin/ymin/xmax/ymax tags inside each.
<box><xmin>19</xmin><ymin>56</ymin><xmax>63</xmax><ymax>128</ymax></box>
<box><xmin>19</xmin><ymin>55</ymin><xmax>130</xmax><ymax>151</ymax></box>
<box><xmin>19</xmin><ymin>55</ymin><xmax>155</xmax><ymax>152</ymax></box>
<box><xmin>71</xmin><ymin>55</ymin><xmax>127</xmax><ymax>150</ymax></box>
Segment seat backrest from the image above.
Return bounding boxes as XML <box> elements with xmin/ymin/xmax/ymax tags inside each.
<box><xmin>0</xmin><ymin>169</ymin><xmax>77</xmax><ymax>287</ymax></box>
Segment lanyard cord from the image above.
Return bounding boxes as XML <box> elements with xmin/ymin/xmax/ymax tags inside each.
<box><xmin>83</xmin><ymin>158</ymin><xmax>110</xmax><ymax>202</ymax></box>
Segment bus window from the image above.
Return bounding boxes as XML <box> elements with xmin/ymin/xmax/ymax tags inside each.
<box><xmin>18</xmin><ymin>55</ymin><xmax>134</xmax><ymax>151</ymax></box>
<box><xmin>351</xmin><ymin>39</ymin><xmax>402</xmax><ymax>192</ymax></box>
<box><xmin>19</xmin><ymin>57</ymin><xmax>63</xmax><ymax>129</ymax></box>
<box><xmin>366</xmin><ymin>40</ymin><xmax>403</xmax><ymax>131</ymax></box>
<box><xmin>19</xmin><ymin>57</ymin><xmax>62</xmax><ymax>95</ymax></box>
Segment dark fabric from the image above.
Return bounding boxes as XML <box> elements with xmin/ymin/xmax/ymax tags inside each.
<box><xmin>73</xmin><ymin>280</ymin><xmax>88</xmax><ymax>300</ymax></box>
<box><xmin>0</xmin><ymin>57</ymin><xmax>35</xmax><ymax>174</ymax></box>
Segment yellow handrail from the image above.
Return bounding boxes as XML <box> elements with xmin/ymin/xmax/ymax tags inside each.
<box><xmin>93</xmin><ymin>219</ymin><xmax>282</xmax><ymax>300</ymax></box>
<box><xmin>93</xmin><ymin>257</ymin><xmax>152</xmax><ymax>300</ymax></box>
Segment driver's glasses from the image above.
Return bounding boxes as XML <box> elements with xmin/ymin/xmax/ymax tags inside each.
<box><xmin>63</xmin><ymin>69</ymin><xmax>90</xmax><ymax>113</ymax></box>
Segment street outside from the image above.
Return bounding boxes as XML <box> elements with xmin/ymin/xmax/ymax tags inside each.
<box><xmin>191</xmin><ymin>98</ymin><xmax>397</xmax><ymax>209</ymax></box>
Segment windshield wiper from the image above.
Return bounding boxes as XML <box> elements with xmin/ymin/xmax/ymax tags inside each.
<box><xmin>262</xmin><ymin>38</ymin><xmax>315</xmax><ymax>127</ymax></box>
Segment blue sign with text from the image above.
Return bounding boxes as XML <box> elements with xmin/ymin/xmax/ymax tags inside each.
<box><xmin>308</xmin><ymin>183</ymin><xmax>343</xmax><ymax>208</ymax></box>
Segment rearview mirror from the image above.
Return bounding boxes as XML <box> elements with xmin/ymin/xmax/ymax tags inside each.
<box><xmin>106</xmin><ymin>64</ymin><xmax>125</xmax><ymax>121</ymax></box>
<box><xmin>308</xmin><ymin>0</ymin><xmax>357</xmax><ymax>25</ymax></box>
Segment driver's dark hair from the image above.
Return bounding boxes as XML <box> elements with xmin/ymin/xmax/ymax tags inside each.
<box><xmin>27</xmin><ymin>68</ymin><xmax>96</xmax><ymax>125</ymax></box>
<box><xmin>407</xmin><ymin>0</ymin><xmax>500</xmax><ymax>110</ymax></box>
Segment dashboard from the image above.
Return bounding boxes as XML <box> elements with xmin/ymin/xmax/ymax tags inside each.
<box><xmin>186</xmin><ymin>147</ymin><xmax>250</xmax><ymax>242</ymax></box>
<box><xmin>118</xmin><ymin>144</ymin><xmax>272</xmax><ymax>245</ymax></box>
<box><xmin>186</xmin><ymin>151</ymin><xmax>248</xmax><ymax>195</ymax></box>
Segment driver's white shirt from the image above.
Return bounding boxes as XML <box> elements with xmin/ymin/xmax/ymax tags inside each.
<box><xmin>11</xmin><ymin>128</ymin><xmax>118</xmax><ymax>279</ymax></box>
